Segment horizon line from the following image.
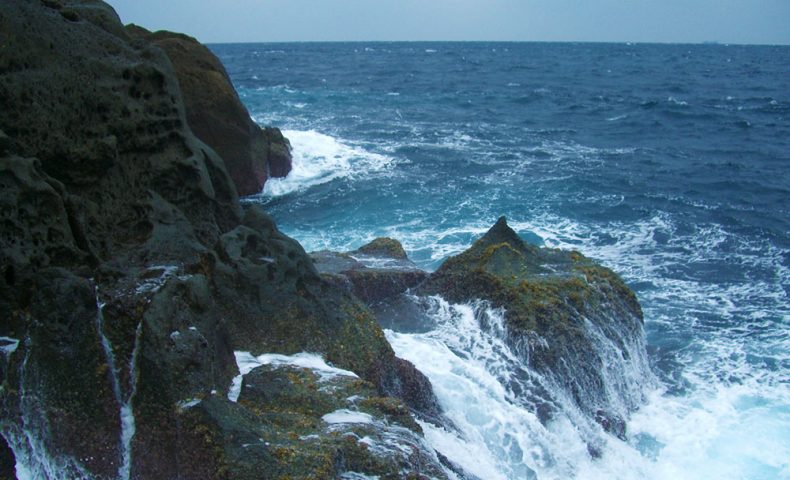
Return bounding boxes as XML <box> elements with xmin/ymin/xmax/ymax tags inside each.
<box><xmin>202</xmin><ymin>39</ymin><xmax>790</xmax><ymax>48</ymax></box>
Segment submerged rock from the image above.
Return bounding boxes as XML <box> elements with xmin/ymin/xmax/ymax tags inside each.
<box><xmin>126</xmin><ymin>26</ymin><xmax>292</xmax><ymax>196</ymax></box>
<box><xmin>420</xmin><ymin>217</ymin><xmax>650</xmax><ymax>423</ymax></box>
<box><xmin>0</xmin><ymin>2</ymin><xmax>448</xmax><ymax>478</ymax></box>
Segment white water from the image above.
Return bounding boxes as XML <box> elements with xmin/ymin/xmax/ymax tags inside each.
<box><xmin>0</xmin><ymin>336</ymin><xmax>19</xmax><ymax>356</ymax></box>
<box><xmin>228</xmin><ymin>351</ymin><xmax>358</xmax><ymax>402</ymax></box>
<box><xmin>95</xmin><ymin>296</ymin><xmax>141</xmax><ymax>480</ymax></box>
<box><xmin>386</xmin><ymin>296</ymin><xmax>663</xmax><ymax>480</ymax></box>
<box><xmin>3</xmin><ymin>338</ymin><xmax>93</xmax><ymax>480</ymax></box>
<box><xmin>321</xmin><ymin>409</ymin><xmax>374</xmax><ymax>425</ymax></box>
<box><xmin>258</xmin><ymin>130</ymin><xmax>394</xmax><ymax>197</ymax></box>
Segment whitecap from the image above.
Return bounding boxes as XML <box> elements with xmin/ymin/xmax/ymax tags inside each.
<box><xmin>255</xmin><ymin>130</ymin><xmax>394</xmax><ymax>197</ymax></box>
<box><xmin>667</xmin><ymin>96</ymin><xmax>688</xmax><ymax>106</ymax></box>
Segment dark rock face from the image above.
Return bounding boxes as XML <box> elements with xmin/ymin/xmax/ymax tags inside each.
<box><xmin>0</xmin><ymin>431</ymin><xmax>15</xmax><ymax>479</ymax></box>
<box><xmin>126</xmin><ymin>26</ymin><xmax>292</xmax><ymax>196</ymax></box>
<box><xmin>310</xmin><ymin>240</ymin><xmax>442</xmax><ymax>423</ymax></box>
<box><xmin>420</xmin><ymin>217</ymin><xmax>649</xmax><ymax>420</ymax></box>
<box><xmin>0</xmin><ymin>2</ymin><xmax>445</xmax><ymax>478</ymax></box>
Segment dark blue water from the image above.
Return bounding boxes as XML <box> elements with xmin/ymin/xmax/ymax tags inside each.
<box><xmin>213</xmin><ymin>42</ymin><xmax>790</xmax><ymax>479</ymax></box>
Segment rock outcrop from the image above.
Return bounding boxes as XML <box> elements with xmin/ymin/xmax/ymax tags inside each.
<box><xmin>312</xmin><ymin>237</ymin><xmax>428</xmax><ymax>305</ymax></box>
<box><xmin>419</xmin><ymin>217</ymin><xmax>651</xmax><ymax>432</ymax></box>
<box><xmin>0</xmin><ymin>1</ymin><xmax>443</xmax><ymax>478</ymax></box>
<box><xmin>126</xmin><ymin>26</ymin><xmax>292</xmax><ymax>196</ymax></box>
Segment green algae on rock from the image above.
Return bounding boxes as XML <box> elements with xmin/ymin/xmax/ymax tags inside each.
<box><xmin>420</xmin><ymin>217</ymin><xmax>648</xmax><ymax>427</ymax></box>
<box><xmin>351</xmin><ymin>237</ymin><xmax>409</xmax><ymax>260</ymax></box>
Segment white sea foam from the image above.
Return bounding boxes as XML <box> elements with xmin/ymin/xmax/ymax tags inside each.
<box><xmin>0</xmin><ymin>336</ymin><xmax>20</xmax><ymax>355</ymax></box>
<box><xmin>508</xmin><ymin>212</ymin><xmax>790</xmax><ymax>479</ymax></box>
<box><xmin>228</xmin><ymin>351</ymin><xmax>358</xmax><ymax>402</ymax></box>
<box><xmin>321</xmin><ymin>409</ymin><xmax>374</xmax><ymax>425</ymax></box>
<box><xmin>379</xmin><ymin>203</ymin><xmax>789</xmax><ymax>479</ymax></box>
<box><xmin>257</xmin><ymin>130</ymin><xmax>394</xmax><ymax>197</ymax></box>
<box><xmin>339</xmin><ymin>472</ymin><xmax>380</xmax><ymax>480</ymax></box>
<box><xmin>667</xmin><ymin>96</ymin><xmax>688</xmax><ymax>106</ymax></box>
<box><xmin>385</xmin><ymin>297</ymin><xmax>654</xmax><ymax>480</ymax></box>
<box><xmin>177</xmin><ymin>398</ymin><xmax>201</xmax><ymax>409</ymax></box>
<box><xmin>134</xmin><ymin>265</ymin><xmax>178</xmax><ymax>295</ymax></box>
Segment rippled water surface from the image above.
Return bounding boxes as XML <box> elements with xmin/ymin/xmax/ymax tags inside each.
<box><xmin>213</xmin><ymin>42</ymin><xmax>790</xmax><ymax>479</ymax></box>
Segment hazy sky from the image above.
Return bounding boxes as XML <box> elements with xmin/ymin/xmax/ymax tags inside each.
<box><xmin>108</xmin><ymin>0</ymin><xmax>790</xmax><ymax>45</ymax></box>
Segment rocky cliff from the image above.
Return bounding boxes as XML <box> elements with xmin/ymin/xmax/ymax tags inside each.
<box><xmin>125</xmin><ymin>26</ymin><xmax>292</xmax><ymax>196</ymax></box>
<box><xmin>0</xmin><ymin>1</ymin><xmax>441</xmax><ymax>478</ymax></box>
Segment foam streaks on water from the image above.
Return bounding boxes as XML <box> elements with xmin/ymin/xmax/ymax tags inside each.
<box><xmin>217</xmin><ymin>42</ymin><xmax>790</xmax><ymax>479</ymax></box>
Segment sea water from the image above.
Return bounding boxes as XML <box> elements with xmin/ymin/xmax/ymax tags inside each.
<box><xmin>213</xmin><ymin>42</ymin><xmax>790</xmax><ymax>479</ymax></box>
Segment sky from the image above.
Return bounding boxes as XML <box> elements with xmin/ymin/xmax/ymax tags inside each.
<box><xmin>107</xmin><ymin>0</ymin><xmax>790</xmax><ymax>45</ymax></box>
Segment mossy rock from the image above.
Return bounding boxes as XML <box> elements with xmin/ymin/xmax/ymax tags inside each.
<box><xmin>180</xmin><ymin>363</ymin><xmax>450</xmax><ymax>479</ymax></box>
<box><xmin>419</xmin><ymin>216</ymin><xmax>646</xmax><ymax>416</ymax></box>
<box><xmin>352</xmin><ymin>238</ymin><xmax>409</xmax><ymax>260</ymax></box>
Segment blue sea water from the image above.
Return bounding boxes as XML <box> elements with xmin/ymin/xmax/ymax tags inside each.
<box><xmin>212</xmin><ymin>42</ymin><xmax>790</xmax><ymax>479</ymax></box>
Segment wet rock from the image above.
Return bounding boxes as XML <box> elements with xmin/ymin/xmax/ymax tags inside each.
<box><xmin>0</xmin><ymin>2</ymin><xmax>449</xmax><ymax>477</ymax></box>
<box><xmin>127</xmin><ymin>26</ymin><xmax>292</xmax><ymax>196</ymax></box>
<box><xmin>384</xmin><ymin>358</ymin><xmax>444</xmax><ymax>423</ymax></box>
<box><xmin>172</xmin><ymin>362</ymin><xmax>450</xmax><ymax>479</ymax></box>
<box><xmin>352</xmin><ymin>237</ymin><xmax>409</xmax><ymax>260</ymax></box>
<box><xmin>0</xmin><ymin>433</ymin><xmax>15</xmax><ymax>479</ymax></box>
<box><xmin>595</xmin><ymin>409</ymin><xmax>627</xmax><ymax>441</ymax></box>
<box><xmin>420</xmin><ymin>217</ymin><xmax>648</xmax><ymax>419</ymax></box>
<box><xmin>0</xmin><ymin>130</ymin><xmax>10</xmax><ymax>155</ymax></box>
<box><xmin>312</xmin><ymin>237</ymin><xmax>428</xmax><ymax>305</ymax></box>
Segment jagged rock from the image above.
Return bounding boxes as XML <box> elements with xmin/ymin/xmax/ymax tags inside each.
<box><xmin>312</xmin><ymin>237</ymin><xmax>428</xmax><ymax>305</ymax></box>
<box><xmin>0</xmin><ymin>2</ymin><xmax>447</xmax><ymax>478</ymax></box>
<box><xmin>420</xmin><ymin>217</ymin><xmax>648</xmax><ymax>420</ymax></box>
<box><xmin>126</xmin><ymin>26</ymin><xmax>292</xmax><ymax>196</ymax></box>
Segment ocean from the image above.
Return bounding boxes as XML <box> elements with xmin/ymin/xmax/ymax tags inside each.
<box><xmin>211</xmin><ymin>42</ymin><xmax>790</xmax><ymax>479</ymax></box>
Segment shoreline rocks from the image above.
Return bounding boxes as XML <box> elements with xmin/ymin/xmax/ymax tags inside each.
<box><xmin>312</xmin><ymin>237</ymin><xmax>428</xmax><ymax>306</ymax></box>
<box><xmin>0</xmin><ymin>2</ymin><xmax>445</xmax><ymax>478</ymax></box>
<box><xmin>418</xmin><ymin>217</ymin><xmax>651</xmax><ymax>439</ymax></box>
<box><xmin>126</xmin><ymin>25</ymin><xmax>292</xmax><ymax>196</ymax></box>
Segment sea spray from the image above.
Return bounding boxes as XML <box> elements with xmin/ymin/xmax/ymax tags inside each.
<box><xmin>387</xmin><ymin>295</ymin><xmax>657</xmax><ymax>479</ymax></box>
<box><xmin>254</xmin><ymin>129</ymin><xmax>394</xmax><ymax>198</ymax></box>
<box><xmin>95</xmin><ymin>293</ymin><xmax>141</xmax><ymax>480</ymax></box>
<box><xmin>2</xmin><ymin>337</ymin><xmax>93</xmax><ymax>480</ymax></box>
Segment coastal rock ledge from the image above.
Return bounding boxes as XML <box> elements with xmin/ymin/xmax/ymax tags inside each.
<box><xmin>0</xmin><ymin>1</ymin><xmax>445</xmax><ymax>478</ymax></box>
